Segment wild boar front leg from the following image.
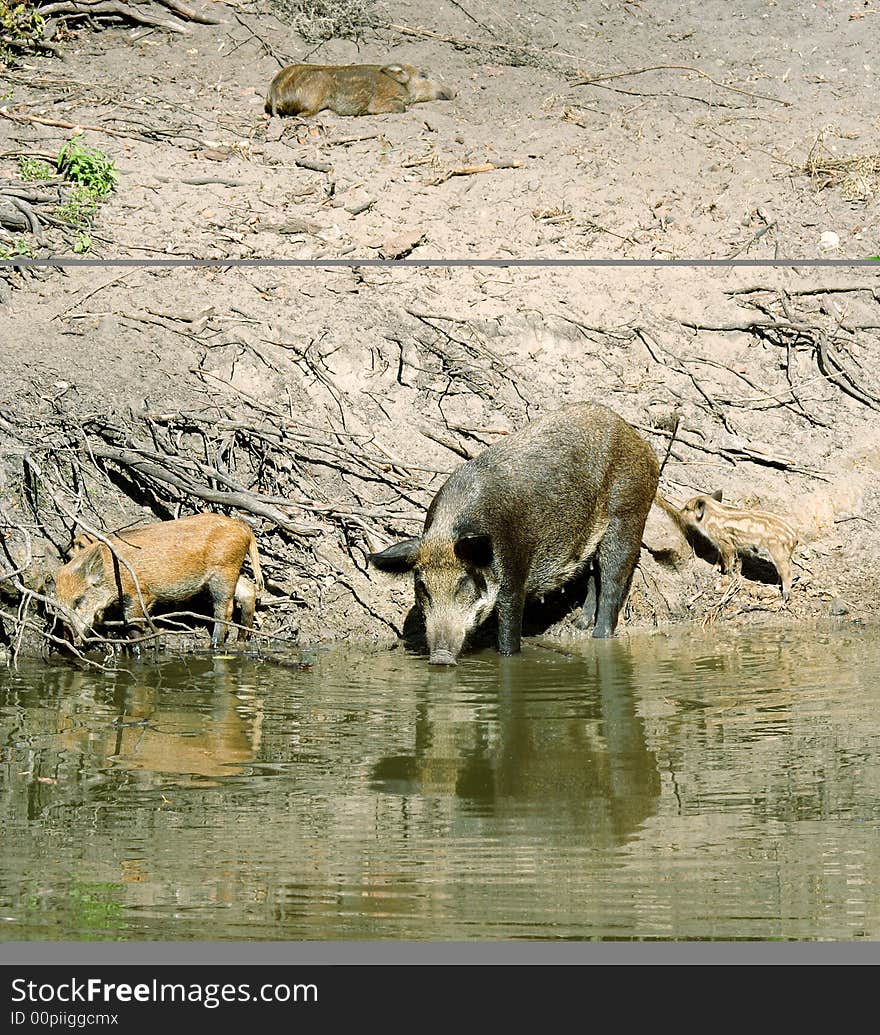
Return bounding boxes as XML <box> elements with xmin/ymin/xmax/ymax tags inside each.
<box><xmin>718</xmin><ymin>542</ymin><xmax>740</xmax><ymax>576</ymax></box>
<box><xmin>120</xmin><ymin>593</ymin><xmax>153</xmax><ymax>653</ymax></box>
<box><xmin>768</xmin><ymin>544</ymin><xmax>794</xmax><ymax>601</ymax></box>
<box><xmin>368</xmin><ymin>97</ymin><xmax>408</xmax><ymax>114</ymax></box>
<box><xmin>496</xmin><ymin>584</ymin><xmax>526</xmax><ymax>655</ymax></box>
<box><xmin>208</xmin><ymin>574</ymin><xmax>238</xmax><ymax>647</ymax></box>
<box><xmin>234</xmin><ymin>577</ymin><xmax>256</xmax><ymax>640</ymax></box>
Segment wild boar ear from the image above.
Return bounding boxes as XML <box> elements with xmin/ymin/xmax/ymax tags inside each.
<box><xmin>369</xmin><ymin>538</ymin><xmax>421</xmax><ymax>574</ymax></box>
<box><xmin>710</xmin><ymin>489</ymin><xmax>723</xmax><ymax>502</ymax></box>
<box><xmin>381</xmin><ymin>64</ymin><xmax>409</xmax><ymax>84</ymax></box>
<box><xmin>81</xmin><ymin>546</ymin><xmax>105</xmax><ymax>580</ymax></box>
<box><xmin>693</xmin><ymin>498</ymin><xmax>706</xmax><ymax>521</ymax></box>
<box><xmin>454</xmin><ymin>533</ymin><xmax>493</xmax><ymax>569</ymax></box>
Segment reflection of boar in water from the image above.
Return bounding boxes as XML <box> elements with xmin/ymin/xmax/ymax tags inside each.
<box><xmin>680</xmin><ymin>490</ymin><xmax>799</xmax><ymax>600</ymax></box>
<box><xmin>369</xmin><ymin>402</ymin><xmax>662</xmax><ymax>665</ymax></box>
<box><xmin>265</xmin><ymin>63</ymin><xmax>455</xmax><ymax>117</ymax></box>
<box><xmin>48</xmin><ymin>513</ymin><xmax>264</xmax><ymax>647</ymax></box>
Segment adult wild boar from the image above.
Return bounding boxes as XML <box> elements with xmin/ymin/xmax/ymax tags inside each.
<box><xmin>49</xmin><ymin>513</ymin><xmax>264</xmax><ymax>647</ymax></box>
<box><xmin>265</xmin><ymin>63</ymin><xmax>455</xmax><ymax>117</ymax></box>
<box><xmin>369</xmin><ymin>403</ymin><xmax>660</xmax><ymax>665</ymax></box>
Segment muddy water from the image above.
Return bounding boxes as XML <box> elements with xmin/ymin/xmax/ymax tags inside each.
<box><xmin>1</xmin><ymin>625</ymin><xmax>879</xmax><ymax>942</ymax></box>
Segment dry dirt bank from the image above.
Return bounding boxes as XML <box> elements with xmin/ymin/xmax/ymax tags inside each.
<box><xmin>2</xmin><ymin>2</ymin><xmax>879</xmax><ymax>657</ymax></box>
<box><xmin>2</xmin><ymin>262</ymin><xmax>880</xmax><ymax>657</ymax></box>
<box><xmin>0</xmin><ymin>0</ymin><xmax>877</xmax><ymax>263</ymax></box>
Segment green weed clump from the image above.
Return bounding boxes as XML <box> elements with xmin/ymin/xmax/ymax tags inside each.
<box><xmin>53</xmin><ymin>137</ymin><xmax>117</xmax><ymax>241</ymax></box>
<box><xmin>0</xmin><ymin>1</ymin><xmax>45</xmax><ymax>62</ymax></box>
<box><xmin>17</xmin><ymin>155</ymin><xmax>54</xmax><ymax>181</ymax></box>
<box><xmin>56</xmin><ymin>185</ymin><xmax>99</xmax><ymax>229</ymax></box>
<box><xmin>0</xmin><ymin>238</ymin><xmax>39</xmax><ymax>260</ymax></box>
<box><xmin>57</xmin><ymin>137</ymin><xmax>118</xmax><ymax>197</ymax></box>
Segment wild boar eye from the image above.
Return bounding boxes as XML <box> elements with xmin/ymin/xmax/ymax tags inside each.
<box><xmin>73</xmin><ymin>595</ymin><xmax>85</xmax><ymax>609</ymax></box>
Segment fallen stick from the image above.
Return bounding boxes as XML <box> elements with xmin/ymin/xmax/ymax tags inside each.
<box><xmin>180</xmin><ymin>177</ymin><xmax>245</xmax><ymax>187</ymax></box>
<box><xmin>419</xmin><ymin>426</ymin><xmax>474</xmax><ymax>460</ymax></box>
<box><xmin>429</xmin><ymin>159</ymin><xmax>522</xmax><ymax>185</ymax></box>
<box><xmin>85</xmin><ymin>441</ymin><xmax>323</xmax><ymax>537</ymax></box>
<box><xmin>154</xmin><ymin>0</ymin><xmax>222</xmax><ymax>24</ymax></box>
<box><xmin>637</xmin><ymin>423</ymin><xmax>827</xmax><ymax>479</ymax></box>
<box><xmin>726</xmin><ymin>284</ymin><xmax>880</xmax><ymax>298</ymax></box>
<box><xmin>37</xmin><ymin>0</ymin><xmax>192</xmax><ymax>32</ymax></box>
<box><xmin>0</xmin><ymin>187</ymin><xmax>62</xmax><ymax>203</ymax></box>
<box><xmin>0</xmin><ymin>109</ymin><xmax>148</xmax><ymax>142</ymax></box>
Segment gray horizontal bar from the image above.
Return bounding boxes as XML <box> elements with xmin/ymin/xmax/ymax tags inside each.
<box><xmin>1</xmin><ymin>941</ymin><xmax>878</xmax><ymax>965</ymax></box>
<box><xmin>1</xmin><ymin>258</ymin><xmax>879</xmax><ymax>269</ymax></box>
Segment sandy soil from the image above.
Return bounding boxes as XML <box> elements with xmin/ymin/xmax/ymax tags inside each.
<box><xmin>1</xmin><ymin>2</ymin><xmax>880</xmax><ymax>653</ymax></box>
<box><xmin>1</xmin><ymin>0</ymin><xmax>877</xmax><ymax>260</ymax></box>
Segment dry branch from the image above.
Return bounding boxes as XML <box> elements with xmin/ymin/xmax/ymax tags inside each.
<box><xmin>0</xmin><ymin>109</ymin><xmax>151</xmax><ymax>143</ymax></box>
<box><xmin>680</xmin><ymin>290</ymin><xmax>880</xmax><ymax>413</ymax></box>
<box><xmin>38</xmin><ymin>0</ymin><xmax>192</xmax><ymax>32</ymax></box>
<box><xmin>86</xmin><ymin>441</ymin><xmax>322</xmax><ymax>537</ymax></box>
<box><xmin>3</xmin><ymin>0</ymin><xmax>224</xmax><ymax>62</ymax></box>
<box><xmin>571</xmin><ymin>65</ymin><xmax>790</xmax><ymax>107</ymax></box>
<box><xmin>428</xmin><ymin>160</ymin><xmax>522</xmax><ymax>186</ymax></box>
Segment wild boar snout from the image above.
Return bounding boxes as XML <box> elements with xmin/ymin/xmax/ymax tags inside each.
<box><xmin>428</xmin><ymin>649</ymin><xmax>458</xmax><ymax>667</ymax></box>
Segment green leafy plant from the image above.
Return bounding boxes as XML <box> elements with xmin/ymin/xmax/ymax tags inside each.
<box><xmin>0</xmin><ymin>238</ymin><xmax>39</xmax><ymax>259</ymax></box>
<box><xmin>17</xmin><ymin>155</ymin><xmax>54</xmax><ymax>181</ymax></box>
<box><xmin>56</xmin><ymin>185</ymin><xmax>99</xmax><ymax>229</ymax></box>
<box><xmin>57</xmin><ymin>137</ymin><xmax>118</xmax><ymax>197</ymax></box>
<box><xmin>0</xmin><ymin>1</ymin><xmax>44</xmax><ymax>61</ymax></box>
<box><xmin>72</xmin><ymin>233</ymin><xmax>92</xmax><ymax>254</ymax></box>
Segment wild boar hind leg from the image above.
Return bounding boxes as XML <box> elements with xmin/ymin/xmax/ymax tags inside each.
<box><xmin>592</xmin><ymin>516</ymin><xmax>644</xmax><ymax>639</ymax></box>
<box><xmin>234</xmin><ymin>577</ymin><xmax>256</xmax><ymax>640</ymax></box>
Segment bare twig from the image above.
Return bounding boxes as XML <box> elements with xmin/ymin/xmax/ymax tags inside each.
<box><xmin>572</xmin><ymin>64</ymin><xmax>790</xmax><ymax>107</ymax></box>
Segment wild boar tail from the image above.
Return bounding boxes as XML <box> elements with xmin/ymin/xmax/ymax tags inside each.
<box><xmin>653</xmin><ymin>492</ymin><xmax>688</xmax><ymax>531</ymax></box>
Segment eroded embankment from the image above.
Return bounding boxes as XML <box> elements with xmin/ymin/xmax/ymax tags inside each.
<box><xmin>2</xmin><ymin>264</ymin><xmax>880</xmax><ymax>662</ymax></box>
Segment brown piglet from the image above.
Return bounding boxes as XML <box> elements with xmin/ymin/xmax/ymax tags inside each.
<box><xmin>49</xmin><ymin>513</ymin><xmax>264</xmax><ymax>647</ymax></box>
<box><xmin>265</xmin><ymin>63</ymin><xmax>455</xmax><ymax>117</ymax></box>
<box><xmin>680</xmin><ymin>491</ymin><xmax>799</xmax><ymax>600</ymax></box>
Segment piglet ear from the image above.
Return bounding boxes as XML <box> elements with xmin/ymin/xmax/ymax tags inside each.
<box><xmin>454</xmin><ymin>533</ymin><xmax>493</xmax><ymax>569</ymax></box>
<box><xmin>693</xmin><ymin>498</ymin><xmax>706</xmax><ymax>521</ymax></box>
<box><xmin>381</xmin><ymin>64</ymin><xmax>409</xmax><ymax>84</ymax></box>
<box><xmin>81</xmin><ymin>546</ymin><xmax>105</xmax><ymax>580</ymax></box>
<box><xmin>369</xmin><ymin>538</ymin><xmax>420</xmax><ymax>574</ymax></box>
<box><xmin>710</xmin><ymin>489</ymin><xmax>723</xmax><ymax>502</ymax></box>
